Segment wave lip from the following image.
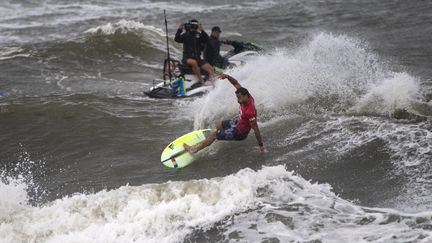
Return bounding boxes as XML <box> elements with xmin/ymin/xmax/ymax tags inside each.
<box><xmin>84</xmin><ymin>19</ymin><xmax>164</xmax><ymax>36</ymax></box>
<box><xmin>82</xmin><ymin>19</ymin><xmax>180</xmax><ymax>54</ymax></box>
<box><xmin>27</xmin><ymin>19</ymin><xmax>179</xmax><ymax>68</ymax></box>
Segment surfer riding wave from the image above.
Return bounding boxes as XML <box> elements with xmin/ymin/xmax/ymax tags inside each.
<box><xmin>184</xmin><ymin>74</ymin><xmax>264</xmax><ymax>153</ymax></box>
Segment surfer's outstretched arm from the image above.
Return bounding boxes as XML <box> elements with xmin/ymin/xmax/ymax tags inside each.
<box><xmin>220</xmin><ymin>74</ymin><xmax>241</xmax><ymax>89</ymax></box>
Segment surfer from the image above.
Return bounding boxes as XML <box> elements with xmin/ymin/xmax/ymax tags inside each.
<box><xmin>175</xmin><ymin>19</ymin><xmax>214</xmax><ymax>85</ymax></box>
<box><xmin>184</xmin><ymin>74</ymin><xmax>264</xmax><ymax>153</ymax></box>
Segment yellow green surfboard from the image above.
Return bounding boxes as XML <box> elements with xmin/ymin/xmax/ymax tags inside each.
<box><xmin>161</xmin><ymin>129</ymin><xmax>211</xmax><ymax>169</ymax></box>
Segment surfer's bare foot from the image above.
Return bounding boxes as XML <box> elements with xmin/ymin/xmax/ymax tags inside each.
<box><xmin>183</xmin><ymin>143</ymin><xmax>197</xmax><ymax>154</ymax></box>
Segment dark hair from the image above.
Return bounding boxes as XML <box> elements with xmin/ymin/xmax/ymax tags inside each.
<box><xmin>235</xmin><ymin>87</ymin><xmax>250</xmax><ymax>97</ymax></box>
<box><xmin>211</xmin><ymin>26</ymin><xmax>221</xmax><ymax>33</ymax></box>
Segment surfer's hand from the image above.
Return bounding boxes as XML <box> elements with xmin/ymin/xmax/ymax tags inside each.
<box><xmin>258</xmin><ymin>145</ymin><xmax>265</xmax><ymax>153</ymax></box>
<box><xmin>219</xmin><ymin>73</ymin><xmax>226</xmax><ymax>79</ymax></box>
<box><xmin>178</xmin><ymin>21</ymin><xmax>184</xmax><ymax>30</ymax></box>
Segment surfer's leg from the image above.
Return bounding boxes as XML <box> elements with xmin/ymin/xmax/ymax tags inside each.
<box><xmin>184</xmin><ymin>119</ymin><xmax>232</xmax><ymax>154</ymax></box>
<box><xmin>184</xmin><ymin>130</ymin><xmax>217</xmax><ymax>154</ymax></box>
<box><xmin>186</xmin><ymin>58</ymin><xmax>203</xmax><ymax>83</ymax></box>
<box><xmin>215</xmin><ymin>119</ymin><xmax>222</xmax><ymax>130</ymax></box>
<box><xmin>215</xmin><ymin>120</ymin><xmax>242</xmax><ymax>141</ymax></box>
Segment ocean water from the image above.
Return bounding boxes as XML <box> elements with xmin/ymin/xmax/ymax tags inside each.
<box><xmin>0</xmin><ymin>0</ymin><xmax>431</xmax><ymax>242</ymax></box>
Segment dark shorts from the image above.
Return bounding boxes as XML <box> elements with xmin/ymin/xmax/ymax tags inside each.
<box><xmin>182</xmin><ymin>57</ymin><xmax>208</xmax><ymax>67</ymax></box>
<box><xmin>216</xmin><ymin>120</ymin><xmax>246</xmax><ymax>141</ymax></box>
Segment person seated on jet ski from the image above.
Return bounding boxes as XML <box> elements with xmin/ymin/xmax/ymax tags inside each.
<box><xmin>204</xmin><ymin>26</ymin><xmax>245</xmax><ymax>70</ymax></box>
<box><xmin>174</xmin><ymin>19</ymin><xmax>214</xmax><ymax>85</ymax></box>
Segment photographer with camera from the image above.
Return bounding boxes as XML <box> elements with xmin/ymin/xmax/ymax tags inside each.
<box><xmin>175</xmin><ymin>19</ymin><xmax>214</xmax><ymax>85</ymax></box>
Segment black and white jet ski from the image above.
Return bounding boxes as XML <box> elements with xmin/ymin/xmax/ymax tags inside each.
<box><xmin>144</xmin><ymin>41</ymin><xmax>262</xmax><ymax>99</ymax></box>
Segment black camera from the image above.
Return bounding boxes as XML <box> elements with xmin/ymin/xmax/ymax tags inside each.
<box><xmin>184</xmin><ymin>20</ymin><xmax>199</xmax><ymax>32</ymax></box>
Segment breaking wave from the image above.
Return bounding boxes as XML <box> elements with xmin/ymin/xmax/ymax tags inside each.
<box><xmin>1</xmin><ymin>164</ymin><xmax>432</xmax><ymax>243</ymax></box>
<box><xmin>178</xmin><ymin>33</ymin><xmax>427</xmax><ymax>128</ymax></box>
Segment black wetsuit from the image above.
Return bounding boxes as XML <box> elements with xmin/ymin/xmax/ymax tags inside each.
<box><xmin>174</xmin><ymin>28</ymin><xmax>209</xmax><ymax>66</ymax></box>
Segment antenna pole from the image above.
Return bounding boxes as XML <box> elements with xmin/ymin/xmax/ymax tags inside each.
<box><xmin>164</xmin><ymin>10</ymin><xmax>172</xmax><ymax>83</ymax></box>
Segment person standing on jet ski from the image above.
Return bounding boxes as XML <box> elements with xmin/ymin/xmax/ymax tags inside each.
<box><xmin>204</xmin><ymin>26</ymin><xmax>244</xmax><ymax>70</ymax></box>
<box><xmin>175</xmin><ymin>19</ymin><xmax>214</xmax><ymax>85</ymax></box>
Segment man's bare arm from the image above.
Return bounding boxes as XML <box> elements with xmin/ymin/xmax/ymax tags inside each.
<box><xmin>251</xmin><ymin>120</ymin><xmax>264</xmax><ymax>152</ymax></box>
<box><xmin>220</xmin><ymin>74</ymin><xmax>241</xmax><ymax>89</ymax></box>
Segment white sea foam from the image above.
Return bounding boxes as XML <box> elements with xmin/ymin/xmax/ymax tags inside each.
<box><xmin>1</xmin><ymin>165</ymin><xmax>431</xmax><ymax>243</ymax></box>
<box><xmin>177</xmin><ymin>33</ymin><xmax>422</xmax><ymax>128</ymax></box>
<box><xmin>0</xmin><ymin>166</ymin><xmax>300</xmax><ymax>242</ymax></box>
<box><xmin>352</xmin><ymin>72</ymin><xmax>421</xmax><ymax>116</ymax></box>
<box><xmin>0</xmin><ymin>47</ymin><xmax>30</xmax><ymax>60</ymax></box>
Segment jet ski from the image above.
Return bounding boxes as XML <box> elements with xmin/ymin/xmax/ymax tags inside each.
<box><xmin>144</xmin><ymin>41</ymin><xmax>262</xmax><ymax>99</ymax></box>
